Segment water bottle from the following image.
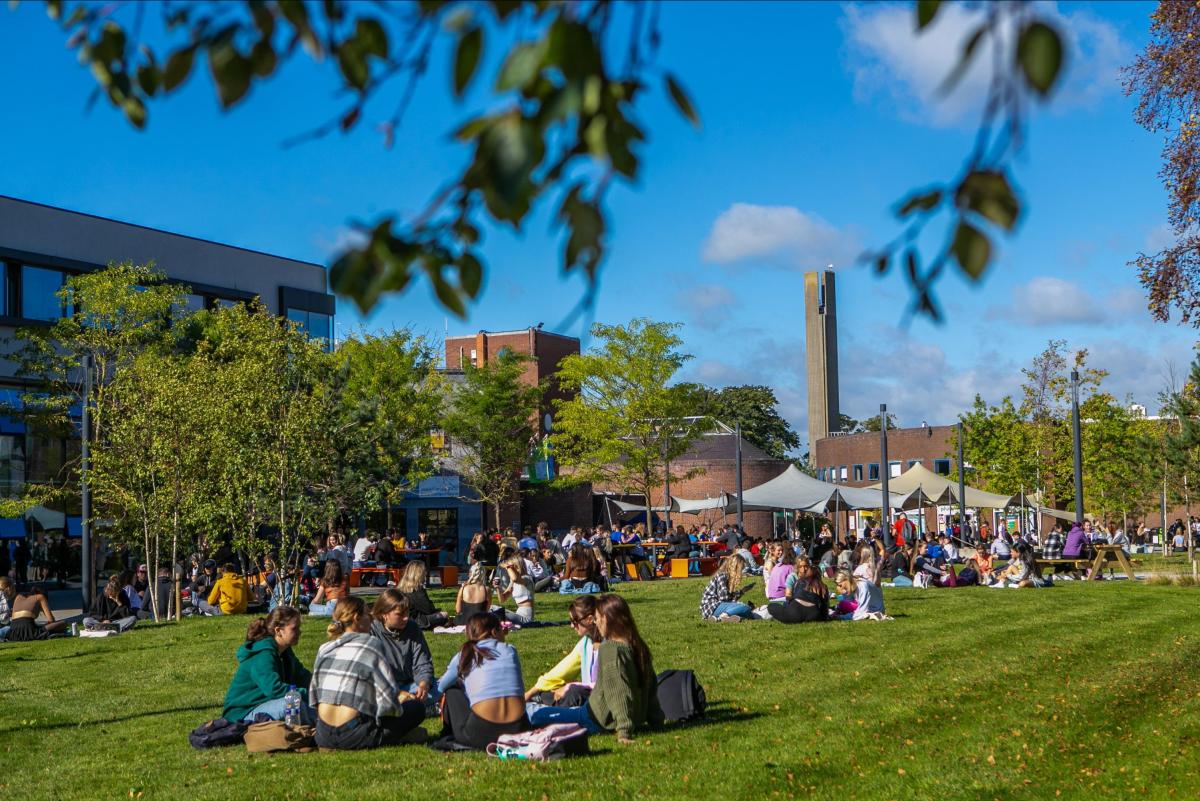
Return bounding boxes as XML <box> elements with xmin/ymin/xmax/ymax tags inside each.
<box><xmin>284</xmin><ymin>685</ymin><xmax>299</xmax><ymax>728</ymax></box>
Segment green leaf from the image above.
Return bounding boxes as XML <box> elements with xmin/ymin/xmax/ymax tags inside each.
<box><xmin>162</xmin><ymin>46</ymin><xmax>195</xmax><ymax>91</ymax></box>
<box><xmin>208</xmin><ymin>43</ymin><xmax>252</xmax><ymax>107</ymax></box>
<box><xmin>122</xmin><ymin>96</ymin><xmax>146</xmax><ymax>129</ymax></box>
<box><xmin>431</xmin><ymin>274</ymin><xmax>466</xmax><ymax>318</ymax></box>
<box><xmin>135</xmin><ymin>64</ymin><xmax>160</xmax><ymax>96</ymax></box>
<box><xmin>355</xmin><ymin>18</ymin><xmax>388</xmax><ymax>59</ymax></box>
<box><xmin>1017</xmin><ymin>21</ymin><xmax>1063</xmax><ymax>96</ymax></box>
<box><xmin>664</xmin><ymin>73</ymin><xmax>699</xmax><ymax>127</ymax></box>
<box><xmin>458</xmin><ymin>253</ymin><xmax>483</xmax><ymax>298</ymax></box>
<box><xmin>896</xmin><ymin>188</ymin><xmax>942</xmax><ymax>218</ymax></box>
<box><xmin>916</xmin><ymin>0</ymin><xmax>941</xmax><ymax>30</ymax></box>
<box><xmin>454</xmin><ymin>27</ymin><xmax>483</xmax><ymax>97</ymax></box>
<box><xmin>337</xmin><ymin>44</ymin><xmax>369</xmax><ymax>90</ymax></box>
<box><xmin>956</xmin><ymin>170</ymin><xmax>1020</xmax><ymax>231</ymax></box>
<box><xmin>951</xmin><ymin>221</ymin><xmax>991</xmax><ymax>280</ymax></box>
<box><xmin>496</xmin><ymin>40</ymin><xmax>546</xmax><ymax>91</ymax></box>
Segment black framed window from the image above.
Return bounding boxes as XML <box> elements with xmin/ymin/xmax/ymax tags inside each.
<box><xmin>934</xmin><ymin>459</ymin><xmax>951</xmax><ymax>476</ymax></box>
<box><xmin>868</xmin><ymin>463</ymin><xmax>880</xmax><ymax>480</ymax></box>
<box><xmin>21</xmin><ymin>265</ymin><xmax>66</xmax><ymax>321</ymax></box>
<box><xmin>853</xmin><ymin>464</ymin><xmax>863</xmax><ymax>481</ymax></box>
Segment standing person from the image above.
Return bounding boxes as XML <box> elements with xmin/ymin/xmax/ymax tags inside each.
<box><xmin>436</xmin><ymin>612</ymin><xmax>530</xmax><ymax>749</ymax></box>
<box><xmin>369</xmin><ymin>590</ymin><xmax>437</xmax><ymax>704</ymax></box>
<box><xmin>397</xmin><ymin>561</ymin><xmax>449</xmax><ymax>630</ymax></box>
<box><xmin>311</xmin><ymin>597</ymin><xmax>427</xmax><ymax>750</ymax></box>
<box><xmin>222</xmin><ymin>606</ymin><xmax>313</xmax><ymax>723</ymax></box>
<box><xmin>699</xmin><ymin>553</ymin><xmax>755</xmax><ymax>622</ymax></box>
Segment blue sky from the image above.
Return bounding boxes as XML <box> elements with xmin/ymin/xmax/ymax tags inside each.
<box><xmin>0</xmin><ymin>1</ymin><xmax>1188</xmax><ymax>451</ymax></box>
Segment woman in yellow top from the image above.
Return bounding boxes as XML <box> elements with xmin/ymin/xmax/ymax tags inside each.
<box><xmin>524</xmin><ymin>596</ymin><xmax>601</xmax><ymax>707</ymax></box>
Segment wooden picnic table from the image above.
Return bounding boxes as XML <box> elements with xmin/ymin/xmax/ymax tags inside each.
<box><xmin>1037</xmin><ymin>545</ymin><xmax>1137</xmax><ymax>580</ymax></box>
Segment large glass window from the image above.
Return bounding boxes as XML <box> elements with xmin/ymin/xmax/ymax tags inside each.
<box><xmin>418</xmin><ymin>508</ymin><xmax>457</xmax><ymax>548</ymax></box>
<box><xmin>287</xmin><ymin>308</ymin><xmax>333</xmax><ymax>349</ymax></box>
<box><xmin>934</xmin><ymin>459</ymin><xmax>951</xmax><ymax>476</ymax></box>
<box><xmin>22</xmin><ymin>266</ymin><xmax>65</xmax><ymax>321</ymax></box>
<box><xmin>889</xmin><ymin>461</ymin><xmax>902</xmax><ymax>478</ymax></box>
<box><xmin>0</xmin><ymin>434</ymin><xmax>26</xmax><ymax>497</ymax></box>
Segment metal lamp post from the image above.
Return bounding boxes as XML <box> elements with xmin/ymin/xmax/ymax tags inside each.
<box><xmin>880</xmin><ymin>404</ymin><xmax>892</xmax><ymax>549</ymax></box>
<box><xmin>1071</xmin><ymin>369</ymin><xmax>1084</xmax><ymax>525</ymax></box>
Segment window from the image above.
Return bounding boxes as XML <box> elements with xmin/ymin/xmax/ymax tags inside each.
<box><xmin>839</xmin><ymin>466</ymin><xmax>848</xmax><ymax>481</ymax></box>
<box><xmin>22</xmin><ymin>265</ymin><xmax>65</xmax><ymax>321</ymax></box>
<box><xmin>853</xmin><ymin>464</ymin><xmax>863</xmax><ymax>481</ymax></box>
<box><xmin>286</xmin><ymin>308</ymin><xmax>333</xmax><ymax>348</ymax></box>
<box><xmin>868</xmin><ymin>463</ymin><xmax>880</xmax><ymax>480</ymax></box>
<box><xmin>215</xmin><ymin>298</ymin><xmax>240</xmax><ymax>309</ymax></box>
<box><xmin>908</xmin><ymin>459</ymin><xmax>921</xmax><ymax>468</ymax></box>
<box><xmin>0</xmin><ymin>434</ymin><xmax>26</xmax><ymax>497</ymax></box>
<box><xmin>889</xmin><ymin>461</ymin><xmax>901</xmax><ymax>478</ymax></box>
<box><xmin>184</xmin><ymin>294</ymin><xmax>206</xmax><ymax>313</ymax></box>
<box><xmin>934</xmin><ymin>459</ymin><xmax>951</xmax><ymax>476</ymax></box>
<box><xmin>418</xmin><ymin>507</ymin><xmax>458</xmax><ymax>547</ymax></box>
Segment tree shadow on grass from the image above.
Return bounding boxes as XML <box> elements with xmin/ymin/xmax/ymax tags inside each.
<box><xmin>0</xmin><ymin>702</ymin><xmax>215</xmax><ymax>736</ymax></box>
<box><xmin>655</xmin><ymin>701</ymin><xmax>764</xmax><ymax>733</ymax></box>
<box><xmin>0</xmin><ymin>643</ymin><xmax>169</xmax><ymax>663</ymax></box>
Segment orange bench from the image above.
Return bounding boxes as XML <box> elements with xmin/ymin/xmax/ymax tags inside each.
<box><xmin>349</xmin><ymin>566</ymin><xmax>400</xmax><ymax>587</ymax></box>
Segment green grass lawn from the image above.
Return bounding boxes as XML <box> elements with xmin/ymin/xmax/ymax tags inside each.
<box><xmin>4</xmin><ymin>578</ymin><xmax>1200</xmax><ymax>801</ymax></box>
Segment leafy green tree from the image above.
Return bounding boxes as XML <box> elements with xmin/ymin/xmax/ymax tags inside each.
<box><xmin>688</xmin><ymin>384</ymin><xmax>799</xmax><ymax>459</ymax></box>
<box><xmin>952</xmin><ymin>395</ymin><xmax>1034</xmax><ymax>495</ymax></box>
<box><xmin>860</xmin><ymin>412</ymin><xmax>899</xmax><ymax>433</ymax></box>
<box><xmin>553</xmin><ymin>319</ymin><xmax>701</xmax><ymax>526</ymax></box>
<box><xmin>442</xmin><ymin>349</ymin><xmax>544</xmax><ymax>531</ymax></box>
<box><xmin>330</xmin><ymin>329</ymin><xmax>443</xmax><ymax>532</ymax></box>
<box><xmin>25</xmin><ymin>1</ymin><xmax>1072</xmax><ymax>320</ymax></box>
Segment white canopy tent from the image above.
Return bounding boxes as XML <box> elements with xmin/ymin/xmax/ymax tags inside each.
<box><xmin>738</xmin><ymin>465</ymin><xmax>908</xmax><ymax>513</ymax></box>
<box><xmin>605</xmin><ymin>494</ymin><xmax>734</xmax><ymax>515</ymax></box>
<box><xmin>867</xmin><ymin>463</ymin><xmax>1033</xmax><ymax>509</ymax></box>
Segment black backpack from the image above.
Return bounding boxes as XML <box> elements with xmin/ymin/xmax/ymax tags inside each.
<box><xmin>656</xmin><ymin>669</ymin><xmax>706</xmax><ymax>723</ymax></box>
<box><xmin>188</xmin><ymin>717</ymin><xmax>249</xmax><ymax>749</ymax></box>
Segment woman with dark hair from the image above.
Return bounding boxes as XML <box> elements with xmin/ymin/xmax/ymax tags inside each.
<box><xmin>308</xmin><ymin>558</ymin><xmax>348</xmax><ymax>616</ymax></box>
<box><xmin>524</xmin><ymin>595</ymin><xmax>601</xmax><ymax>706</ymax></box>
<box><xmin>767</xmin><ymin>561</ymin><xmax>830</xmax><ymax>624</ymax></box>
<box><xmin>4</xmin><ymin>584</ymin><xmax>70</xmax><ymax>641</ymax></box>
<box><xmin>528</xmin><ymin>594</ymin><xmax>663</xmax><ymax>742</ymax></box>
<box><xmin>84</xmin><ymin>574</ymin><xmax>138</xmax><ymax>631</ymax></box>
<box><xmin>222</xmin><ymin>606</ymin><xmax>311</xmax><ymax>722</ymax></box>
<box><xmin>310</xmin><ymin>597</ymin><xmax>426</xmax><ymax>749</ymax></box>
<box><xmin>436</xmin><ymin>612</ymin><xmax>530</xmax><ymax>749</ymax></box>
<box><xmin>560</xmin><ymin>542</ymin><xmax>603</xmax><ymax>593</ymax></box>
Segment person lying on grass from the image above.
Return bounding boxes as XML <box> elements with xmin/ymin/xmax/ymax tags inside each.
<box><xmin>223</xmin><ymin>605</ymin><xmax>313</xmax><ymax>723</ymax></box>
<box><xmin>436</xmin><ymin>612</ymin><xmax>531</xmax><ymax>750</ymax></box>
<box><xmin>524</xmin><ymin>595</ymin><xmax>602</xmax><ymax>707</ymax></box>
<box><xmin>311</xmin><ymin>597</ymin><xmax>427</xmax><ymax>750</ymax></box>
<box><xmin>834</xmin><ymin>570</ymin><xmax>885</xmax><ymax>621</ymax></box>
<box><xmin>768</xmin><ymin>558</ymin><xmax>831</xmax><ymax>624</ymax></box>
<box><xmin>699</xmin><ymin>553</ymin><xmax>755</xmax><ymax>622</ymax></box>
<box><xmin>397</xmin><ymin>561</ymin><xmax>449</xmax><ymax>630</ymax></box>
<box><xmin>526</xmin><ymin>593</ymin><xmax>664</xmax><ymax>744</ymax></box>
<box><xmin>370</xmin><ymin>590</ymin><xmax>438</xmax><ymax>706</ymax></box>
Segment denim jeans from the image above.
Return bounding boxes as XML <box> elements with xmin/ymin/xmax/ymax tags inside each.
<box><xmin>712</xmin><ymin>601</ymin><xmax>752</xmax><ymax>619</ymax></box>
<box><xmin>525</xmin><ymin>701</ymin><xmax>604</xmax><ymax>734</ymax></box>
<box><xmin>244</xmin><ymin>696</ymin><xmax>315</xmax><ymax>724</ymax></box>
<box><xmin>400</xmin><ymin>680</ymin><xmax>440</xmax><ymax>706</ymax></box>
<box><xmin>0</xmin><ymin>625</ymin><xmax>9</xmax><ymax>641</ymax></box>
<box><xmin>308</xmin><ymin>601</ymin><xmax>336</xmax><ymax>616</ymax></box>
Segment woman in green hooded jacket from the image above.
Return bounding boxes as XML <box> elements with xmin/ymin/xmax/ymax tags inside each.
<box><xmin>223</xmin><ymin>606</ymin><xmax>313</xmax><ymax>722</ymax></box>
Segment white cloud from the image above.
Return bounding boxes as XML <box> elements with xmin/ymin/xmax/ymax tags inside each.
<box><xmin>842</xmin><ymin>2</ymin><xmax>1130</xmax><ymax>126</ymax></box>
<box><xmin>314</xmin><ymin>225</ymin><xmax>368</xmax><ymax>258</ymax></box>
<box><xmin>675</xmin><ymin>283</ymin><xmax>740</xmax><ymax>330</ymax></box>
<box><xmin>988</xmin><ymin>277</ymin><xmax>1151</xmax><ymax>327</ymax></box>
<box><xmin>701</xmin><ymin>203</ymin><xmax>862</xmax><ymax>269</ymax></box>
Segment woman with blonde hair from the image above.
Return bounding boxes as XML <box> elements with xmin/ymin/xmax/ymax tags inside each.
<box><xmin>397</xmin><ymin>560</ymin><xmax>448</xmax><ymax>630</ymax></box>
<box><xmin>455</xmin><ymin>562</ymin><xmax>492</xmax><ymax>624</ymax></box>
<box><xmin>310</xmin><ymin>597</ymin><xmax>426</xmax><ymax>750</ymax></box>
<box><xmin>494</xmin><ymin>554</ymin><xmax>535</xmax><ymax>624</ymax></box>
<box><xmin>834</xmin><ymin>569</ymin><xmax>885</xmax><ymax>621</ymax></box>
<box><xmin>699</xmin><ymin>553</ymin><xmax>755</xmax><ymax>622</ymax></box>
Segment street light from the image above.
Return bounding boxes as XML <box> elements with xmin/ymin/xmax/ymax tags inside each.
<box><xmin>1071</xmin><ymin>369</ymin><xmax>1084</xmax><ymax>525</ymax></box>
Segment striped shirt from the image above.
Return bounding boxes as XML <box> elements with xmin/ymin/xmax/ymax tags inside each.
<box><xmin>310</xmin><ymin>632</ymin><xmax>400</xmax><ymax>719</ymax></box>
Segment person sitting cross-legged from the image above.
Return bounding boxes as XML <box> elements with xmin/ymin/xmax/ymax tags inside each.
<box><xmin>699</xmin><ymin>553</ymin><xmax>755</xmax><ymax>622</ymax></box>
<box><xmin>436</xmin><ymin>612</ymin><xmax>531</xmax><ymax>750</ymax></box>
<box><xmin>311</xmin><ymin>597</ymin><xmax>427</xmax><ymax>750</ymax></box>
<box><xmin>369</xmin><ymin>590</ymin><xmax>438</xmax><ymax>708</ymax></box>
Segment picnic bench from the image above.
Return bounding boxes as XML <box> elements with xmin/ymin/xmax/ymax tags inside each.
<box><xmin>1037</xmin><ymin>545</ymin><xmax>1138</xmax><ymax>581</ymax></box>
<box><xmin>349</xmin><ymin>566</ymin><xmax>401</xmax><ymax>587</ymax></box>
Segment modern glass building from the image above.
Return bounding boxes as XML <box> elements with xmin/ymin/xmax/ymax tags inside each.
<box><xmin>0</xmin><ymin>194</ymin><xmax>334</xmax><ymax>541</ymax></box>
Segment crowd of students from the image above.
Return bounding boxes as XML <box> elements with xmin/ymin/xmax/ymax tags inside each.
<box><xmin>218</xmin><ymin>591</ymin><xmax>662</xmax><ymax>751</ymax></box>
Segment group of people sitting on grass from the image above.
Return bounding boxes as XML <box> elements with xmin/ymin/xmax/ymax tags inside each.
<box><xmin>221</xmin><ymin>592</ymin><xmax>661</xmax><ymax>751</ymax></box>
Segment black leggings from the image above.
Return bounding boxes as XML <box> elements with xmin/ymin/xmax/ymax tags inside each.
<box><xmin>314</xmin><ymin>701</ymin><xmax>425</xmax><ymax>750</ymax></box>
<box><xmin>440</xmin><ymin>687</ymin><xmax>530</xmax><ymax>750</ymax></box>
<box><xmin>767</xmin><ymin>600</ymin><xmax>828</xmax><ymax>624</ymax></box>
